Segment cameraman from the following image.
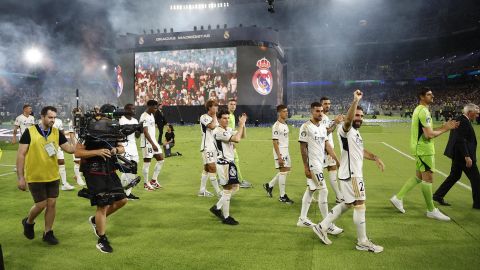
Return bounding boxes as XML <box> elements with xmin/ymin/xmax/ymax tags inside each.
<box><xmin>74</xmin><ymin>104</ymin><xmax>127</xmax><ymax>253</ymax></box>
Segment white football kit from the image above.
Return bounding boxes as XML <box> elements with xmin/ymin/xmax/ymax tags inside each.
<box><xmin>140</xmin><ymin>111</ymin><xmax>162</xmax><ymax>158</ymax></box>
<box><xmin>15</xmin><ymin>114</ymin><xmax>35</xmax><ymax>136</ymax></box>
<box><xmin>298</xmin><ymin>120</ymin><xmax>329</xmax><ymax>190</ymax></box>
<box><xmin>321</xmin><ymin>115</ymin><xmax>337</xmax><ymax>168</ymax></box>
<box><xmin>119</xmin><ymin>116</ymin><xmax>140</xmax><ymax>163</ymax></box>
<box><xmin>337</xmin><ymin>124</ymin><xmax>366</xmax><ymax>203</ymax></box>
<box><xmin>214</xmin><ymin>126</ymin><xmax>239</xmax><ymax>186</ymax></box>
<box><xmin>53</xmin><ymin>118</ymin><xmax>65</xmax><ymax>159</ymax></box>
<box><xmin>200</xmin><ymin>114</ymin><xmax>218</xmax><ymax>164</ymax></box>
<box><xmin>272</xmin><ymin>120</ymin><xmax>290</xmax><ymax>168</ymax></box>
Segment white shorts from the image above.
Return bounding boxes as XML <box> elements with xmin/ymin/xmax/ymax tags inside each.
<box><xmin>216</xmin><ymin>161</ymin><xmax>240</xmax><ymax>186</ymax></box>
<box><xmin>124</xmin><ymin>152</ymin><xmax>139</xmax><ymax>163</ymax></box>
<box><xmin>142</xmin><ymin>141</ymin><xmax>163</xmax><ymax>159</ymax></box>
<box><xmin>56</xmin><ymin>148</ymin><xmax>64</xmax><ymax>160</ymax></box>
<box><xmin>307</xmin><ymin>169</ymin><xmax>327</xmax><ymax>191</ymax></box>
<box><xmin>323</xmin><ymin>154</ymin><xmax>336</xmax><ymax>168</ymax></box>
<box><xmin>274</xmin><ymin>148</ymin><xmax>291</xmax><ymax>169</ymax></box>
<box><xmin>339</xmin><ymin>177</ymin><xmax>366</xmax><ymax>203</ymax></box>
<box><xmin>202</xmin><ymin>149</ymin><xmax>217</xmax><ymax>165</ymax></box>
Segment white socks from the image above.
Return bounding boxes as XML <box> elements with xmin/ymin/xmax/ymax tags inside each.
<box><xmin>320</xmin><ymin>202</ymin><xmax>349</xmax><ymax>228</ymax></box>
<box><xmin>59</xmin><ymin>165</ymin><xmax>67</xmax><ymax>186</ymax></box>
<box><xmin>152</xmin><ymin>160</ymin><xmax>164</xmax><ymax>181</ymax></box>
<box><xmin>268</xmin><ymin>172</ymin><xmax>280</xmax><ymax>188</ymax></box>
<box><xmin>73</xmin><ymin>163</ymin><xmax>81</xmax><ymax>179</ymax></box>
<box><xmin>209</xmin><ymin>173</ymin><xmax>221</xmax><ymax>194</ymax></box>
<box><xmin>318</xmin><ymin>188</ymin><xmax>329</xmax><ymax>218</ymax></box>
<box><xmin>353</xmin><ymin>205</ymin><xmax>368</xmax><ymax>243</ymax></box>
<box><xmin>199</xmin><ymin>171</ymin><xmax>208</xmax><ymax>192</ymax></box>
<box><xmin>278</xmin><ymin>172</ymin><xmax>287</xmax><ymax>197</ymax></box>
<box><xmin>300</xmin><ymin>188</ymin><xmax>314</xmax><ymax>219</ymax></box>
<box><xmin>221</xmin><ymin>191</ymin><xmax>232</xmax><ymax>218</ymax></box>
<box><xmin>142</xmin><ymin>162</ymin><xmax>151</xmax><ymax>184</ymax></box>
<box><xmin>328</xmin><ymin>170</ymin><xmax>342</xmax><ymax>201</ymax></box>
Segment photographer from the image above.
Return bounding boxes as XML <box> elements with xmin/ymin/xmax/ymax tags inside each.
<box><xmin>74</xmin><ymin>104</ymin><xmax>128</xmax><ymax>253</ymax></box>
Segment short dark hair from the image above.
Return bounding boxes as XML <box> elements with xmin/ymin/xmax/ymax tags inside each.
<box><xmin>205</xmin><ymin>99</ymin><xmax>218</xmax><ymax>110</ymax></box>
<box><xmin>310</xmin><ymin>102</ymin><xmax>322</xmax><ymax>109</ymax></box>
<box><xmin>124</xmin><ymin>103</ymin><xmax>134</xmax><ymax>110</ymax></box>
<box><xmin>41</xmin><ymin>106</ymin><xmax>57</xmax><ymax>116</ymax></box>
<box><xmin>23</xmin><ymin>104</ymin><xmax>32</xmax><ymax>109</ymax></box>
<box><xmin>217</xmin><ymin>108</ymin><xmax>230</xmax><ymax>118</ymax></box>
<box><xmin>228</xmin><ymin>98</ymin><xmax>237</xmax><ymax>103</ymax></box>
<box><xmin>168</xmin><ymin>124</ymin><xmax>174</xmax><ymax>131</ymax></box>
<box><xmin>319</xmin><ymin>97</ymin><xmax>330</xmax><ymax>104</ymax></box>
<box><xmin>356</xmin><ymin>105</ymin><xmax>364</xmax><ymax>112</ymax></box>
<box><xmin>147</xmin><ymin>100</ymin><xmax>158</xmax><ymax>107</ymax></box>
<box><xmin>100</xmin><ymin>104</ymin><xmax>116</xmax><ymax>114</ymax></box>
<box><xmin>417</xmin><ymin>87</ymin><xmax>432</xmax><ymax>99</ymax></box>
<box><xmin>277</xmin><ymin>104</ymin><xmax>287</xmax><ymax>112</ymax></box>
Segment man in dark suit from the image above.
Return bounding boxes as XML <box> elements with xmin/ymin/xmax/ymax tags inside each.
<box><xmin>154</xmin><ymin>104</ymin><xmax>167</xmax><ymax>145</ymax></box>
<box><xmin>433</xmin><ymin>104</ymin><xmax>480</xmax><ymax>209</ymax></box>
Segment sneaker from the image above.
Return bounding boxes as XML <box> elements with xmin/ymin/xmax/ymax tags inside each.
<box><xmin>96</xmin><ymin>235</ymin><xmax>113</xmax><ymax>253</ymax></box>
<box><xmin>88</xmin><ymin>216</ymin><xmax>99</xmax><ymax>238</ymax></box>
<box><xmin>61</xmin><ymin>183</ymin><xmax>75</xmax><ymax>191</ymax></box>
<box><xmin>124</xmin><ymin>177</ymin><xmax>141</xmax><ymax>190</ymax></box>
<box><xmin>279</xmin><ymin>194</ymin><xmax>294</xmax><ymax>204</ymax></box>
<box><xmin>42</xmin><ymin>230</ymin><xmax>59</xmax><ymax>245</ymax></box>
<box><xmin>22</xmin><ymin>217</ymin><xmax>35</xmax><ymax>239</ymax></box>
<box><xmin>209</xmin><ymin>205</ymin><xmax>223</xmax><ymax>220</ymax></box>
<box><xmin>222</xmin><ymin>216</ymin><xmax>239</xmax><ymax>225</ymax></box>
<box><xmin>327</xmin><ymin>223</ymin><xmax>343</xmax><ymax>235</ymax></box>
<box><xmin>176</xmin><ymin>152</ymin><xmax>183</xmax><ymax>156</ymax></box>
<box><xmin>127</xmin><ymin>193</ymin><xmax>140</xmax><ymax>200</ymax></box>
<box><xmin>144</xmin><ymin>183</ymin><xmax>155</xmax><ymax>191</ymax></box>
<box><xmin>297</xmin><ymin>217</ymin><xmax>314</xmax><ymax>228</ymax></box>
<box><xmin>149</xmin><ymin>180</ymin><xmax>162</xmax><ymax>189</ymax></box>
<box><xmin>239</xmin><ymin>180</ymin><xmax>253</xmax><ymax>188</ymax></box>
<box><xmin>390</xmin><ymin>195</ymin><xmax>406</xmax><ymax>213</ymax></box>
<box><xmin>426</xmin><ymin>208</ymin><xmax>451</xmax><ymax>221</ymax></box>
<box><xmin>197</xmin><ymin>190</ymin><xmax>214</xmax><ymax>197</ymax></box>
<box><xmin>74</xmin><ymin>175</ymin><xmax>86</xmax><ymax>186</ymax></box>
<box><xmin>356</xmin><ymin>239</ymin><xmax>384</xmax><ymax>253</ymax></box>
<box><xmin>263</xmin><ymin>183</ymin><xmax>273</xmax><ymax>197</ymax></box>
<box><xmin>312</xmin><ymin>224</ymin><xmax>332</xmax><ymax>245</ymax></box>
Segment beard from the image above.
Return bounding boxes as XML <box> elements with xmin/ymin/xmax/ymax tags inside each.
<box><xmin>352</xmin><ymin>120</ymin><xmax>362</xmax><ymax>129</ymax></box>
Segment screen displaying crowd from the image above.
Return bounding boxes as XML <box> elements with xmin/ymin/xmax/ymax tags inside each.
<box><xmin>134</xmin><ymin>47</ymin><xmax>237</xmax><ymax>106</ymax></box>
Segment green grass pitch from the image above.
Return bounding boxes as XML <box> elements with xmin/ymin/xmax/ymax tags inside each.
<box><xmin>0</xmin><ymin>122</ymin><xmax>479</xmax><ymax>269</ymax></box>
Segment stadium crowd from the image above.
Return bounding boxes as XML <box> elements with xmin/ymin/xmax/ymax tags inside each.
<box><xmin>134</xmin><ymin>48</ymin><xmax>237</xmax><ymax>107</ymax></box>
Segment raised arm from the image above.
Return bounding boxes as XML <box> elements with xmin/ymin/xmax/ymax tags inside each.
<box><xmin>343</xmin><ymin>90</ymin><xmax>363</xmax><ymax>132</ymax></box>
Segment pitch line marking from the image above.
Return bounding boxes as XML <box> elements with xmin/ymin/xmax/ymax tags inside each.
<box><xmin>0</xmin><ymin>171</ymin><xmax>16</xmax><ymax>177</ymax></box>
<box><xmin>381</xmin><ymin>142</ymin><xmax>471</xmax><ymax>191</ymax></box>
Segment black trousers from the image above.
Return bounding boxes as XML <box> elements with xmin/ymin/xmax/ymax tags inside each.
<box><xmin>157</xmin><ymin>126</ymin><xmax>164</xmax><ymax>145</ymax></box>
<box><xmin>434</xmin><ymin>161</ymin><xmax>480</xmax><ymax>208</ymax></box>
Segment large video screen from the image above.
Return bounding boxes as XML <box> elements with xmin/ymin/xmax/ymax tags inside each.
<box><xmin>134</xmin><ymin>47</ymin><xmax>237</xmax><ymax>106</ymax></box>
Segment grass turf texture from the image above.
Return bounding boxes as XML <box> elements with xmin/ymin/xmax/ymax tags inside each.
<box><xmin>1</xmin><ymin>122</ymin><xmax>479</xmax><ymax>270</ymax></box>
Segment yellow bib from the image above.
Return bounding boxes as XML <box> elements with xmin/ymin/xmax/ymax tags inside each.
<box><xmin>25</xmin><ymin>125</ymin><xmax>60</xmax><ymax>183</ymax></box>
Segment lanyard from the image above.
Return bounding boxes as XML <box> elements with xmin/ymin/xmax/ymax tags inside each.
<box><xmin>39</xmin><ymin>126</ymin><xmax>51</xmax><ymax>140</ymax></box>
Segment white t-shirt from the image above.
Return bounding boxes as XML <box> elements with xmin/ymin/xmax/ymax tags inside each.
<box><xmin>337</xmin><ymin>124</ymin><xmax>364</xmax><ymax>179</ymax></box>
<box><xmin>200</xmin><ymin>114</ymin><xmax>217</xmax><ymax>151</ymax></box>
<box><xmin>139</xmin><ymin>112</ymin><xmax>156</xmax><ymax>148</ymax></box>
<box><xmin>272</xmin><ymin>121</ymin><xmax>289</xmax><ymax>160</ymax></box>
<box><xmin>15</xmin><ymin>114</ymin><xmax>35</xmax><ymax>135</ymax></box>
<box><xmin>298</xmin><ymin>120</ymin><xmax>328</xmax><ymax>170</ymax></box>
<box><xmin>119</xmin><ymin>116</ymin><xmax>139</xmax><ymax>155</ymax></box>
<box><xmin>214</xmin><ymin>126</ymin><xmax>236</xmax><ymax>162</ymax></box>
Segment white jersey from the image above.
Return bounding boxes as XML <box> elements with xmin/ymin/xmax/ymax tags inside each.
<box><xmin>119</xmin><ymin>116</ymin><xmax>139</xmax><ymax>155</ymax></box>
<box><xmin>200</xmin><ymin>114</ymin><xmax>217</xmax><ymax>151</ymax></box>
<box><xmin>272</xmin><ymin>120</ymin><xmax>289</xmax><ymax>159</ymax></box>
<box><xmin>298</xmin><ymin>120</ymin><xmax>328</xmax><ymax>170</ymax></box>
<box><xmin>214</xmin><ymin>126</ymin><xmax>236</xmax><ymax>162</ymax></box>
<box><xmin>14</xmin><ymin>114</ymin><xmax>35</xmax><ymax>135</ymax></box>
<box><xmin>321</xmin><ymin>114</ymin><xmax>335</xmax><ymax>149</ymax></box>
<box><xmin>139</xmin><ymin>112</ymin><xmax>156</xmax><ymax>148</ymax></box>
<box><xmin>337</xmin><ymin>124</ymin><xmax>364</xmax><ymax>179</ymax></box>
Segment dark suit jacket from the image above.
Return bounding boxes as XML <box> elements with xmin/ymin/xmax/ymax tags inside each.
<box><xmin>154</xmin><ymin>110</ymin><xmax>167</xmax><ymax>129</ymax></box>
<box><xmin>444</xmin><ymin>115</ymin><xmax>477</xmax><ymax>163</ymax></box>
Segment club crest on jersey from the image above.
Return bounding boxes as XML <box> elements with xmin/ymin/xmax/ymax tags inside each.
<box><xmin>252</xmin><ymin>57</ymin><xmax>273</xmax><ymax>96</ymax></box>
